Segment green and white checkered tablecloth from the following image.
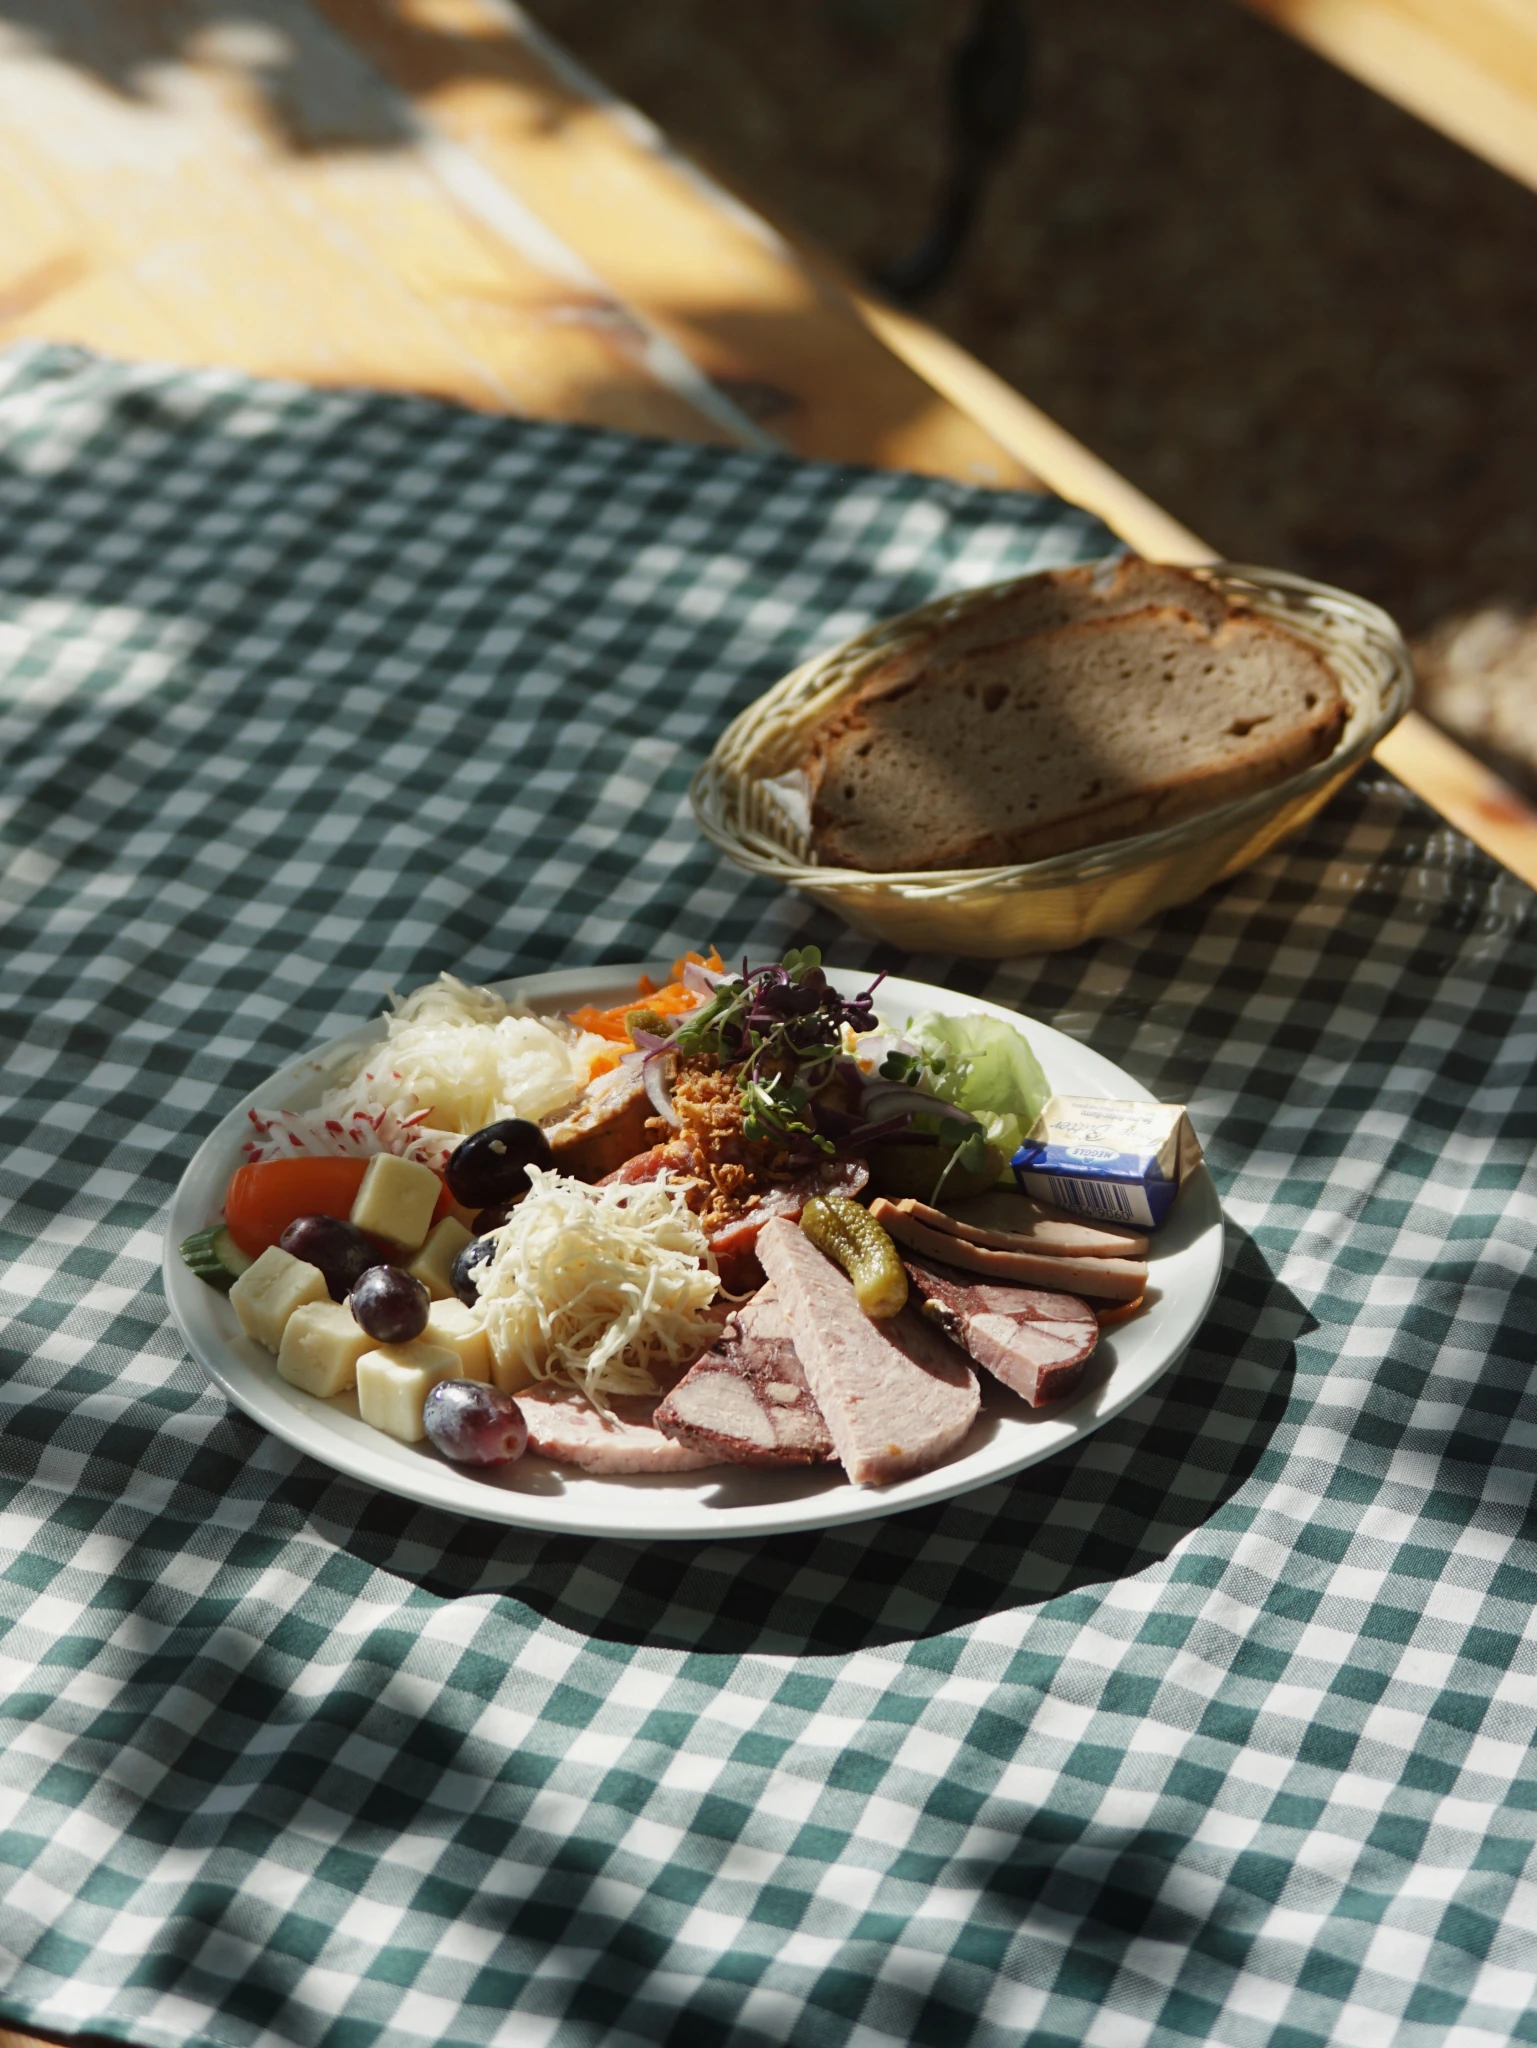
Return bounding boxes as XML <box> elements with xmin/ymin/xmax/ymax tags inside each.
<box><xmin>1</xmin><ymin>342</ymin><xmax>1535</xmax><ymax>2048</ymax></box>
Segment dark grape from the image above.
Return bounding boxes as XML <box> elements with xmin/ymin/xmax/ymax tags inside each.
<box><xmin>450</xmin><ymin>1235</ymin><xmax>496</xmax><ymax>1307</ymax></box>
<box><xmin>349</xmin><ymin>1265</ymin><xmax>430</xmax><ymax>1344</ymax></box>
<box><xmin>279</xmin><ymin>1213</ymin><xmax>380</xmax><ymax>1303</ymax></box>
<box><xmin>445</xmin><ymin>1119</ymin><xmax>554</xmax><ymax>1210</ymax></box>
<box><xmin>423</xmin><ymin>1380</ymin><xmax>529</xmax><ymax>1466</ymax></box>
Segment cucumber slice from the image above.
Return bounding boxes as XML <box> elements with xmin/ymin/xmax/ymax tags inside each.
<box><xmin>180</xmin><ymin>1224</ymin><xmax>254</xmax><ymax>1292</ymax></box>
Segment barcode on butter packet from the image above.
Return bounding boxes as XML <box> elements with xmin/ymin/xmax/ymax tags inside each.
<box><xmin>1011</xmin><ymin>1096</ymin><xmax>1202</xmax><ymax>1228</ymax></box>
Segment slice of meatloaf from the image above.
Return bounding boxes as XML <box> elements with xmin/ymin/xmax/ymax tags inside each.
<box><xmin>654</xmin><ymin>1283</ymin><xmax>834</xmax><ymax>1466</ymax></box>
<box><xmin>902</xmin><ymin>1258</ymin><xmax>1099</xmax><ymax>1408</ymax></box>
<box><xmin>516</xmin><ymin>1384</ymin><xmax>720</xmax><ymax>1474</ymax></box>
<box><xmin>756</xmin><ymin>1216</ymin><xmax>978</xmax><ymax>1486</ymax></box>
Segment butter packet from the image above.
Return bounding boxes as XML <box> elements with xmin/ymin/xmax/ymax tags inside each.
<box><xmin>1011</xmin><ymin>1095</ymin><xmax>1202</xmax><ymax>1228</ymax></box>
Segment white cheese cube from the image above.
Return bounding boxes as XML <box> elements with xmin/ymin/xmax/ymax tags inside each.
<box><xmin>423</xmin><ymin>1298</ymin><xmax>491</xmax><ymax>1381</ymax></box>
<box><xmin>407</xmin><ymin>1216</ymin><xmax>474</xmax><ymax>1301</ymax></box>
<box><xmin>349</xmin><ymin>1153</ymin><xmax>441</xmax><ymax>1253</ymax></box>
<box><xmin>276</xmin><ymin>1301</ymin><xmax>371</xmax><ymax>1399</ymax></box>
<box><xmin>356</xmin><ymin>1340</ymin><xmax>459</xmax><ymax>1443</ymax></box>
<box><xmin>229</xmin><ymin>1245</ymin><xmax>328</xmax><ymax>1352</ymax></box>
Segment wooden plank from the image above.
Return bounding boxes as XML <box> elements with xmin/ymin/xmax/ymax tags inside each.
<box><xmin>1374</xmin><ymin>712</ymin><xmax>1537</xmax><ymax>882</ymax></box>
<box><xmin>1238</xmin><ymin>0</ymin><xmax>1537</xmax><ymax>196</ymax></box>
<box><xmin>306</xmin><ymin>0</ymin><xmax>1038</xmax><ymax>488</ymax></box>
<box><xmin>0</xmin><ymin>0</ymin><xmax>745</xmax><ymax>443</ymax></box>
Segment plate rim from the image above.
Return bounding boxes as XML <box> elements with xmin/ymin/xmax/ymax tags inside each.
<box><xmin>163</xmin><ymin>964</ymin><xmax>1225</xmax><ymax>1541</ymax></box>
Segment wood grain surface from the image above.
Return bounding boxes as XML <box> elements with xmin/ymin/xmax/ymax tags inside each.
<box><xmin>1240</xmin><ymin>0</ymin><xmax>1537</xmax><ymax>196</ymax></box>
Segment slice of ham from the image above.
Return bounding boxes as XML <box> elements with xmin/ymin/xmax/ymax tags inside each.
<box><xmin>895</xmin><ymin>1189</ymin><xmax>1148</xmax><ymax>1260</ymax></box>
<box><xmin>756</xmin><ymin>1215</ymin><xmax>978</xmax><ymax>1486</ymax></box>
<box><xmin>516</xmin><ymin>1383</ymin><xmax>719</xmax><ymax>1474</ymax></box>
<box><xmin>902</xmin><ymin>1257</ymin><xmax>1099</xmax><ymax>1408</ymax></box>
<box><xmin>654</xmin><ymin>1283</ymin><xmax>834</xmax><ymax>1466</ymax></box>
<box><xmin>608</xmin><ymin>1147</ymin><xmax>869</xmax><ymax>1293</ymax></box>
<box><xmin>869</xmin><ymin>1199</ymin><xmax>1147</xmax><ymax>1302</ymax></box>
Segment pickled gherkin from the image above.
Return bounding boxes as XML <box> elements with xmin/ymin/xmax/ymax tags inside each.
<box><xmin>800</xmin><ymin>1195</ymin><xmax>908</xmax><ymax>1318</ymax></box>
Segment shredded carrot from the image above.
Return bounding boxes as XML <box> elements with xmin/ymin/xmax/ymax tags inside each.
<box><xmin>569</xmin><ymin>948</ymin><xmax>724</xmax><ymax>1043</ymax></box>
<box><xmin>672</xmin><ymin>946</ymin><xmax>725</xmax><ymax>980</ymax></box>
<box><xmin>588</xmin><ymin>1046</ymin><xmax>623</xmax><ymax>1077</ymax></box>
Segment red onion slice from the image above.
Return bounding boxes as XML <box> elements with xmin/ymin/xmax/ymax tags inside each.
<box><xmin>644</xmin><ymin>1051</ymin><xmax>682</xmax><ymax>1127</ymax></box>
<box><xmin>859</xmin><ymin>1079</ymin><xmax>975</xmax><ymax>1127</ymax></box>
<box><xmin>681</xmin><ymin>960</ymin><xmax>726</xmax><ymax>998</ymax></box>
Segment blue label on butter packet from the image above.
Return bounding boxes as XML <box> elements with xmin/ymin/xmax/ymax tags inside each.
<box><xmin>1010</xmin><ymin>1097</ymin><xmax>1201</xmax><ymax>1229</ymax></box>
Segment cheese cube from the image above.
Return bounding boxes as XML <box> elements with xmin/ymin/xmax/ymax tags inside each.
<box><xmin>229</xmin><ymin>1245</ymin><xmax>328</xmax><ymax>1352</ymax></box>
<box><xmin>277</xmin><ymin>1301</ymin><xmax>371</xmax><ymax>1399</ymax></box>
<box><xmin>407</xmin><ymin>1216</ymin><xmax>474</xmax><ymax>1301</ymax></box>
<box><xmin>423</xmin><ymin>1297</ymin><xmax>491</xmax><ymax>1381</ymax></box>
<box><xmin>349</xmin><ymin>1153</ymin><xmax>441</xmax><ymax>1253</ymax></box>
<box><xmin>356</xmin><ymin>1340</ymin><xmax>459</xmax><ymax>1443</ymax></box>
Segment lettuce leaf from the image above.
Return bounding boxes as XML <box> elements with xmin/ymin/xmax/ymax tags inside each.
<box><xmin>908</xmin><ymin>1011</ymin><xmax>1050</xmax><ymax>1180</ymax></box>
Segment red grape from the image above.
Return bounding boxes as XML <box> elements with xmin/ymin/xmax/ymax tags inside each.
<box><xmin>279</xmin><ymin>1214</ymin><xmax>379</xmax><ymax>1302</ymax></box>
<box><xmin>350</xmin><ymin>1265</ymin><xmax>430</xmax><ymax>1344</ymax></box>
<box><xmin>423</xmin><ymin>1380</ymin><xmax>528</xmax><ymax>1466</ymax></box>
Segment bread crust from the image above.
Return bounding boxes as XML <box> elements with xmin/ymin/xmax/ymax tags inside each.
<box><xmin>802</xmin><ymin>561</ymin><xmax>1346</xmax><ymax>873</ymax></box>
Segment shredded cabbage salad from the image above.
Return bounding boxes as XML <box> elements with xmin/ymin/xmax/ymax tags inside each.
<box><xmin>248</xmin><ymin>974</ymin><xmax>611</xmax><ymax>1168</ymax></box>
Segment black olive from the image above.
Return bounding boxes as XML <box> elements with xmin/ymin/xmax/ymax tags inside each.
<box><xmin>445</xmin><ymin>1119</ymin><xmax>555</xmax><ymax>1210</ymax></box>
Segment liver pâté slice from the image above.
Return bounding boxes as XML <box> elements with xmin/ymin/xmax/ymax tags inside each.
<box><xmin>654</xmin><ymin>1283</ymin><xmax>834</xmax><ymax>1467</ymax></box>
<box><xmin>756</xmin><ymin>1216</ymin><xmax>978</xmax><ymax>1486</ymax></box>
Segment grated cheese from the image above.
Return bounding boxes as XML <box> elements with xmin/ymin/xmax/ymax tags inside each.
<box><xmin>320</xmin><ymin>974</ymin><xmax>609</xmax><ymax>1160</ymax></box>
<box><xmin>475</xmin><ymin>1168</ymin><xmax>720</xmax><ymax>1405</ymax></box>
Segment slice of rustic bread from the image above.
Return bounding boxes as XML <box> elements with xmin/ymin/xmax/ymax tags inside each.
<box><xmin>844</xmin><ymin>556</ymin><xmax>1235</xmax><ymax>707</ymax></box>
<box><xmin>803</xmin><ymin>578</ymin><xmax>1347</xmax><ymax>872</ymax></box>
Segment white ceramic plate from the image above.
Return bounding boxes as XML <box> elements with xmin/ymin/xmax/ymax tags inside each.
<box><xmin>164</xmin><ymin>966</ymin><xmax>1224</xmax><ymax>1540</ymax></box>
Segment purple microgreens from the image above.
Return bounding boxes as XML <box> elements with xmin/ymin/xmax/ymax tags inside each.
<box><xmin>671</xmin><ymin>946</ymin><xmax>894</xmax><ymax>1153</ymax></box>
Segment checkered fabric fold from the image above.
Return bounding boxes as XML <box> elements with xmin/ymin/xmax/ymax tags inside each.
<box><xmin>1</xmin><ymin>343</ymin><xmax>1535</xmax><ymax>2048</ymax></box>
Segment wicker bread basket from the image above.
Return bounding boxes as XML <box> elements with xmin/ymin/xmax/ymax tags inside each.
<box><xmin>689</xmin><ymin>563</ymin><xmax>1412</xmax><ymax>959</ymax></box>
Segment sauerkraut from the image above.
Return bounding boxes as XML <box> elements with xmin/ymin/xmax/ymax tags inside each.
<box><xmin>476</xmin><ymin>1168</ymin><xmax>720</xmax><ymax>1405</ymax></box>
<box><xmin>314</xmin><ymin>974</ymin><xmax>610</xmax><ymax>1166</ymax></box>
